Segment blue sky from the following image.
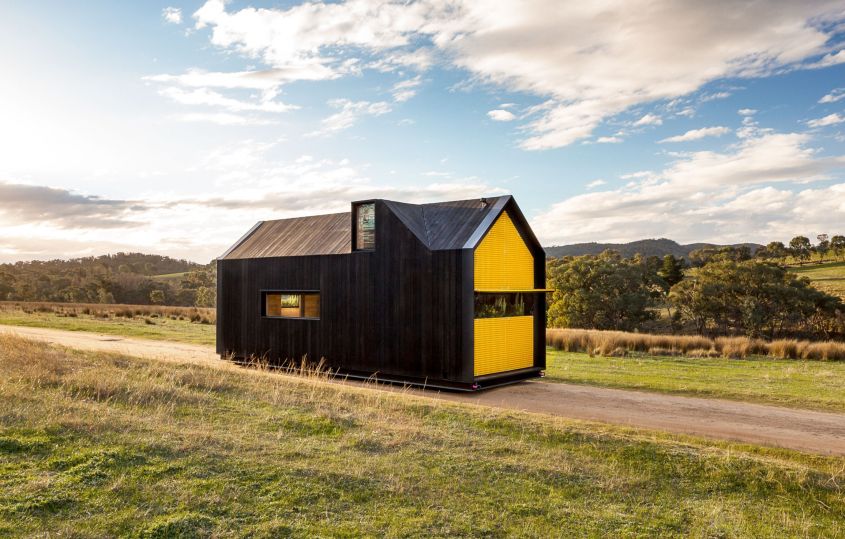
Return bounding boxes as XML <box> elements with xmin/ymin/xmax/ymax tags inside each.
<box><xmin>1</xmin><ymin>0</ymin><xmax>845</xmax><ymax>262</ymax></box>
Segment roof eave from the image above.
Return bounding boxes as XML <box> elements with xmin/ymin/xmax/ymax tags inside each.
<box><xmin>460</xmin><ymin>195</ymin><xmax>513</xmax><ymax>250</ymax></box>
<box><xmin>217</xmin><ymin>221</ymin><xmax>264</xmax><ymax>260</ymax></box>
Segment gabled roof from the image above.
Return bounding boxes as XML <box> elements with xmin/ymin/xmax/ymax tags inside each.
<box><xmin>219</xmin><ymin>195</ymin><xmax>536</xmax><ymax>260</ymax></box>
<box><xmin>221</xmin><ymin>213</ymin><xmax>351</xmax><ymax>259</ymax></box>
<box><xmin>383</xmin><ymin>196</ymin><xmax>511</xmax><ymax>250</ymax></box>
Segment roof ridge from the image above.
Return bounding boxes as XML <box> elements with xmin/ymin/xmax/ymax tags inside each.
<box><xmin>420</xmin><ymin>205</ymin><xmax>433</xmax><ymax>247</ymax></box>
<box><xmin>260</xmin><ymin>211</ymin><xmax>349</xmax><ymax>224</ymax></box>
<box><xmin>383</xmin><ymin>200</ymin><xmax>431</xmax><ymax>249</ymax></box>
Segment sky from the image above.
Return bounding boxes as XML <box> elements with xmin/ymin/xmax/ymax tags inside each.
<box><xmin>1</xmin><ymin>0</ymin><xmax>845</xmax><ymax>263</ymax></box>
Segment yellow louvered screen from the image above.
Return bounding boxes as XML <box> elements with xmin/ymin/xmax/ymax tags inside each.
<box><xmin>474</xmin><ymin>316</ymin><xmax>534</xmax><ymax>376</ymax></box>
<box><xmin>474</xmin><ymin>211</ymin><xmax>534</xmax><ymax>290</ymax></box>
<box><xmin>473</xmin><ymin>212</ymin><xmax>536</xmax><ymax>376</ymax></box>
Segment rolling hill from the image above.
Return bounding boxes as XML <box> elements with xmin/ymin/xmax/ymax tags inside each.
<box><xmin>544</xmin><ymin>238</ymin><xmax>762</xmax><ymax>259</ymax></box>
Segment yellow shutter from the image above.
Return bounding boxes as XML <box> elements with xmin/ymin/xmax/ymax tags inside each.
<box><xmin>474</xmin><ymin>316</ymin><xmax>534</xmax><ymax>376</ymax></box>
<box><xmin>474</xmin><ymin>212</ymin><xmax>534</xmax><ymax>290</ymax></box>
<box><xmin>473</xmin><ymin>211</ymin><xmax>536</xmax><ymax>376</ymax></box>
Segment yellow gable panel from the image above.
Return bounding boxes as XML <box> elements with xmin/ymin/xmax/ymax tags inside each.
<box><xmin>474</xmin><ymin>211</ymin><xmax>534</xmax><ymax>289</ymax></box>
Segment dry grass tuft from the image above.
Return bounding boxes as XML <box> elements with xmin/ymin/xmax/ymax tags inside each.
<box><xmin>0</xmin><ymin>301</ymin><xmax>216</xmax><ymax>324</ymax></box>
<box><xmin>547</xmin><ymin>328</ymin><xmax>845</xmax><ymax>361</ymax></box>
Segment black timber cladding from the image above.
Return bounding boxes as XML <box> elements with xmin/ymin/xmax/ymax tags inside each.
<box><xmin>217</xmin><ymin>196</ymin><xmax>546</xmax><ymax>387</ymax></box>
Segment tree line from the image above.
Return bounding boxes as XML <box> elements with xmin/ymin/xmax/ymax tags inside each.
<box><xmin>547</xmin><ymin>249</ymin><xmax>844</xmax><ymax>340</ymax></box>
<box><xmin>688</xmin><ymin>234</ymin><xmax>845</xmax><ymax>266</ymax></box>
<box><xmin>0</xmin><ymin>253</ymin><xmax>216</xmax><ymax>307</ymax></box>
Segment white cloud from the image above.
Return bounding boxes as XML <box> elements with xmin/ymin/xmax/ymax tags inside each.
<box><xmin>162</xmin><ymin>7</ymin><xmax>182</xmax><ymax>25</ymax></box>
<box><xmin>700</xmin><ymin>91</ymin><xmax>731</xmax><ymax>102</ymax></box>
<box><xmin>620</xmin><ymin>171</ymin><xmax>654</xmax><ymax>180</ymax></box>
<box><xmin>819</xmin><ymin>88</ymin><xmax>845</xmax><ymax>104</ymax></box>
<box><xmin>806</xmin><ymin>49</ymin><xmax>845</xmax><ymax>69</ymax></box>
<box><xmin>738</xmin><ymin>108</ymin><xmax>757</xmax><ymax>116</ymax></box>
<box><xmin>0</xmin><ymin>182</ymin><xmax>144</xmax><ymax>229</ymax></box>
<box><xmin>368</xmin><ymin>48</ymin><xmax>435</xmax><ymax>72</ymax></box>
<box><xmin>586</xmin><ymin>179</ymin><xmax>606</xmax><ymax>189</ymax></box>
<box><xmin>158</xmin><ymin>87</ymin><xmax>297</xmax><ymax>113</ymax></box>
<box><xmin>659</xmin><ymin>126</ymin><xmax>731</xmax><ymax>143</ymax></box>
<box><xmin>192</xmin><ymin>0</ymin><xmax>434</xmax><ymax>83</ymax></box>
<box><xmin>596</xmin><ymin>136</ymin><xmax>622</xmax><ymax>144</ymax></box>
<box><xmin>174</xmin><ymin>112</ymin><xmax>277</xmax><ymax>126</ymax></box>
<box><xmin>487</xmin><ymin>109</ymin><xmax>516</xmax><ymax>121</ymax></box>
<box><xmin>633</xmin><ymin>113</ymin><xmax>663</xmax><ymax>126</ymax></box>
<box><xmin>391</xmin><ymin>76</ymin><xmax>422</xmax><ymax>102</ymax></box>
<box><xmin>0</xmin><ymin>150</ymin><xmax>504</xmax><ymax>263</ymax></box>
<box><xmin>145</xmin><ymin>68</ymin><xmax>318</xmax><ymax>91</ymax></box>
<box><xmin>443</xmin><ymin>1</ymin><xmax>843</xmax><ymax>150</ymax></box>
<box><xmin>307</xmin><ymin>99</ymin><xmax>392</xmax><ymax>137</ymax></box>
<box><xmin>182</xmin><ymin>0</ymin><xmax>845</xmax><ymax>148</ymax></box>
<box><xmin>144</xmin><ymin>69</ymin><xmax>302</xmax><ymax>122</ymax></box>
<box><xmin>807</xmin><ymin>112</ymin><xmax>845</xmax><ymax>127</ymax></box>
<box><xmin>531</xmin><ymin>130</ymin><xmax>845</xmax><ymax>244</ymax></box>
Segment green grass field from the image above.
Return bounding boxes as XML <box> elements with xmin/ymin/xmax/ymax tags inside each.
<box><xmin>1</xmin><ymin>335</ymin><xmax>843</xmax><ymax>537</ymax></box>
<box><xmin>3</xmin><ymin>308</ymin><xmax>845</xmax><ymax>412</ymax></box>
<box><xmin>790</xmin><ymin>261</ymin><xmax>845</xmax><ymax>299</ymax></box>
<box><xmin>545</xmin><ymin>348</ymin><xmax>845</xmax><ymax>412</ymax></box>
<box><xmin>149</xmin><ymin>271</ymin><xmax>190</xmax><ymax>283</ymax></box>
<box><xmin>0</xmin><ymin>310</ymin><xmax>215</xmax><ymax>346</ymax></box>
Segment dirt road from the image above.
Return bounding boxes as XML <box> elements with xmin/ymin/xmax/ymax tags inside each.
<box><xmin>3</xmin><ymin>324</ymin><xmax>845</xmax><ymax>455</ymax></box>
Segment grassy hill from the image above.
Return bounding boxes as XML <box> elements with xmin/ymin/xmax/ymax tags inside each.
<box><xmin>790</xmin><ymin>261</ymin><xmax>845</xmax><ymax>299</ymax></box>
<box><xmin>0</xmin><ymin>253</ymin><xmax>213</xmax><ymax>306</ymax></box>
<box><xmin>1</xmin><ymin>334</ymin><xmax>843</xmax><ymax>536</ymax></box>
<box><xmin>544</xmin><ymin>238</ymin><xmax>762</xmax><ymax>259</ymax></box>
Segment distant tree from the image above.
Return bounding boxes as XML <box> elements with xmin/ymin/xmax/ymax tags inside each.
<box><xmin>547</xmin><ymin>251</ymin><xmax>659</xmax><ymax>331</ymax></box>
<box><xmin>688</xmin><ymin>246</ymin><xmax>750</xmax><ymax>267</ymax></box>
<box><xmin>0</xmin><ymin>271</ymin><xmax>14</xmax><ymax>300</ymax></box>
<box><xmin>688</xmin><ymin>248</ymin><xmax>718</xmax><ymax>267</ymax></box>
<box><xmin>817</xmin><ymin>240</ymin><xmax>831</xmax><ymax>259</ymax></box>
<box><xmin>195</xmin><ymin>286</ymin><xmax>215</xmax><ymax>308</ymax></box>
<box><xmin>149</xmin><ymin>290</ymin><xmax>166</xmax><ymax>305</ymax></box>
<box><xmin>670</xmin><ymin>260</ymin><xmax>843</xmax><ymax>338</ymax></box>
<box><xmin>732</xmin><ymin>245</ymin><xmax>753</xmax><ymax>261</ymax></box>
<box><xmin>176</xmin><ymin>288</ymin><xmax>198</xmax><ymax>306</ymax></box>
<box><xmin>789</xmin><ymin>236</ymin><xmax>812</xmax><ymax>261</ymax></box>
<box><xmin>816</xmin><ymin>234</ymin><xmax>830</xmax><ymax>259</ymax></box>
<box><xmin>764</xmin><ymin>241</ymin><xmax>787</xmax><ymax>260</ymax></box>
<box><xmin>97</xmin><ymin>288</ymin><xmax>116</xmax><ymax>304</ymax></box>
<box><xmin>658</xmin><ymin>255</ymin><xmax>685</xmax><ymax>288</ymax></box>
<box><xmin>831</xmin><ymin>235</ymin><xmax>845</xmax><ymax>260</ymax></box>
<box><xmin>182</xmin><ymin>270</ymin><xmax>213</xmax><ymax>289</ymax></box>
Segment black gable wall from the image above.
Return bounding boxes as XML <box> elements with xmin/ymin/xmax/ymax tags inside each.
<box><xmin>217</xmin><ymin>200</ymin><xmax>472</xmax><ymax>383</ymax></box>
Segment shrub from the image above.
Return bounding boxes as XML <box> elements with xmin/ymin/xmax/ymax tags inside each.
<box><xmin>768</xmin><ymin>339</ymin><xmax>800</xmax><ymax>360</ymax></box>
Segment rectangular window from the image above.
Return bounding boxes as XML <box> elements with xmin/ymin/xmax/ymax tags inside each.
<box><xmin>263</xmin><ymin>291</ymin><xmax>320</xmax><ymax>319</ymax></box>
<box><xmin>355</xmin><ymin>202</ymin><xmax>376</xmax><ymax>250</ymax></box>
<box><xmin>474</xmin><ymin>293</ymin><xmax>535</xmax><ymax>319</ymax></box>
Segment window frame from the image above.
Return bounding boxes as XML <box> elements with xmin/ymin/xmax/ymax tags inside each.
<box><xmin>473</xmin><ymin>292</ymin><xmax>537</xmax><ymax>319</ymax></box>
<box><xmin>260</xmin><ymin>289</ymin><xmax>321</xmax><ymax>320</ymax></box>
<box><xmin>352</xmin><ymin>200</ymin><xmax>377</xmax><ymax>251</ymax></box>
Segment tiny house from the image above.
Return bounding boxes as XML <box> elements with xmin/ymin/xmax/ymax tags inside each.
<box><xmin>216</xmin><ymin>196</ymin><xmax>549</xmax><ymax>390</ymax></box>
